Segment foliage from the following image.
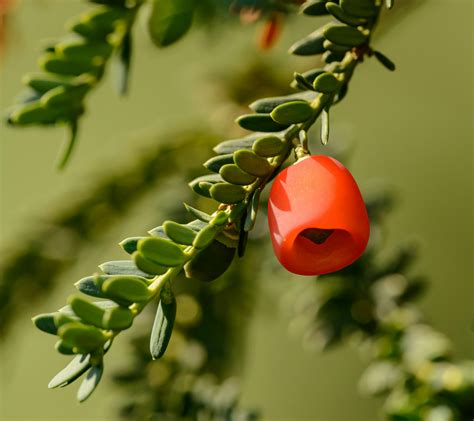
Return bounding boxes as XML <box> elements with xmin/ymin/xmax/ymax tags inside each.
<box><xmin>0</xmin><ymin>130</ymin><xmax>217</xmax><ymax>336</ymax></box>
<box><xmin>113</xmin><ymin>235</ymin><xmax>261</xmax><ymax>420</ymax></box>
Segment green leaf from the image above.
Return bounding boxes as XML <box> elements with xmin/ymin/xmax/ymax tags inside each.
<box><xmin>192</xmin><ymin>224</ymin><xmax>217</xmax><ymax>249</ymax></box>
<box><xmin>147</xmin><ymin>226</ymin><xmax>168</xmax><ymax>238</ymax></box>
<box><xmin>183</xmin><ymin>203</ymin><xmax>212</xmax><ymax>222</ymax></box>
<box><xmin>148</xmin><ymin>0</ymin><xmax>196</xmax><ymax>47</ymax></box>
<box><xmin>75</xmin><ymin>275</ymin><xmax>112</xmax><ymax>298</ymax></box>
<box><xmin>184</xmin><ymin>240</ymin><xmax>235</xmax><ymax>282</ymax></box>
<box><xmin>48</xmin><ymin>354</ymin><xmax>91</xmax><ymax>389</ymax></box>
<box><xmin>58</xmin><ymin>322</ymin><xmax>107</xmax><ymax>352</ymax></box>
<box><xmin>102</xmin><ymin>306</ymin><xmax>134</xmax><ymax>330</ymax></box>
<box><xmin>40</xmin><ymin>83</ymin><xmax>91</xmax><ymax>108</ymax></box>
<box><xmin>323</xmin><ymin>24</ymin><xmax>368</xmax><ymax>47</ymax></box>
<box><xmin>186</xmin><ymin>219</ymin><xmax>208</xmax><ymax>231</ymax></box>
<box><xmin>210</xmin><ymin>211</ymin><xmax>228</xmax><ymax>226</ymax></box>
<box><xmin>323</xmin><ymin>39</ymin><xmax>351</xmax><ymax>53</ymax></box>
<box><xmin>292</xmin><ymin>72</ymin><xmax>316</xmax><ymax>91</ymax></box>
<box><xmin>55</xmin><ymin>340</ymin><xmax>75</xmax><ymax>355</ymax></box>
<box><xmin>313</xmin><ymin>73</ymin><xmax>340</xmax><ymax>93</ymax></box>
<box><xmin>39</xmin><ymin>53</ymin><xmax>101</xmax><ymax>77</ymax></box>
<box><xmin>67</xmin><ymin>18</ymin><xmax>110</xmax><ymax>41</ymax></box>
<box><xmin>209</xmin><ymin>183</ymin><xmax>247</xmax><ymax>204</ymax></box>
<box><xmin>68</xmin><ymin>295</ymin><xmax>105</xmax><ymax>328</ymax></box>
<box><xmin>213</xmin><ymin>133</ymin><xmax>259</xmax><ymax>154</ymax></box>
<box><xmin>289</xmin><ymin>26</ymin><xmax>328</xmax><ymax>56</ymax></box>
<box><xmin>228</xmin><ymin>202</ymin><xmax>245</xmax><ymax>224</ymax></box>
<box><xmin>334</xmin><ymin>83</ymin><xmax>348</xmax><ymax>104</ymax></box>
<box><xmin>22</xmin><ymin>72</ymin><xmax>73</xmax><ymax>94</ymax></box>
<box><xmin>386</xmin><ymin>0</ymin><xmax>394</xmax><ymax>9</ymax></box>
<box><xmin>163</xmin><ymin>221</ymin><xmax>197</xmax><ymax>245</ymax></box>
<box><xmin>340</xmin><ymin>0</ymin><xmax>377</xmax><ymax>18</ymax></box>
<box><xmin>114</xmin><ymin>31</ymin><xmax>132</xmax><ymax>95</ymax></box>
<box><xmin>32</xmin><ymin>313</ymin><xmax>57</xmax><ymax>335</ymax></box>
<box><xmin>82</xmin><ymin>6</ymin><xmax>131</xmax><ymax>29</ymax></box>
<box><xmin>99</xmin><ymin>260</ymin><xmax>153</xmax><ymax>278</ymax></box>
<box><xmin>290</xmin><ymin>70</ymin><xmax>325</xmax><ymax>90</ymax></box>
<box><xmin>189</xmin><ymin>174</ymin><xmax>223</xmax><ymax>198</ymax></box>
<box><xmin>220</xmin><ymin>164</ymin><xmax>256</xmax><ymax>186</ymax></box>
<box><xmin>326</xmin><ymin>2</ymin><xmax>368</xmax><ymax>26</ymax></box>
<box><xmin>7</xmin><ymin>101</ymin><xmax>78</xmax><ymax>126</ymax></box>
<box><xmin>374</xmin><ymin>51</ymin><xmax>396</xmax><ymax>71</ymax></box>
<box><xmin>138</xmin><ymin>237</ymin><xmax>186</xmax><ymax>267</ymax></box>
<box><xmin>56</xmin><ymin>39</ymin><xmax>113</xmax><ymax>60</ymax></box>
<box><xmin>59</xmin><ymin>301</ymin><xmax>118</xmax><ymax>316</ymax></box>
<box><xmin>252</xmin><ymin>136</ymin><xmax>285</xmax><ymax>157</ymax></box>
<box><xmin>236</xmin><ymin>114</ymin><xmax>289</xmax><ymax>133</ymax></box>
<box><xmin>203</xmin><ymin>153</ymin><xmax>234</xmax><ymax>173</ymax></box>
<box><xmin>57</xmin><ymin>120</ymin><xmax>79</xmax><ymax>170</ymax></box>
<box><xmin>270</xmin><ymin>101</ymin><xmax>314</xmax><ymax>125</ymax></box>
<box><xmin>244</xmin><ymin>189</ymin><xmax>261</xmax><ymax>232</ymax></box>
<box><xmin>150</xmin><ymin>287</ymin><xmax>176</xmax><ymax>359</ymax></box>
<box><xmin>301</xmin><ymin>69</ymin><xmax>327</xmax><ymax>84</ymax></box>
<box><xmin>238</xmin><ymin>227</ymin><xmax>249</xmax><ymax>258</ymax></box>
<box><xmin>102</xmin><ymin>275</ymin><xmax>152</xmax><ymax>304</ymax></box>
<box><xmin>119</xmin><ymin>236</ymin><xmax>145</xmax><ymax>254</ymax></box>
<box><xmin>77</xmin><ymin>363</ymin><xmax>103</xmax><ymax>403</ymax></box>
<box><xmin>323</xmin><ymin>50</ymin><xmax>346</xmax><ymax>64</ymax></box>
<box><xmin>234</xmin><ymin>150</ymin><xmax>272</xmax><ymax>177</ymax></box>
<box><xmin>54</xmin><ymin>313</ymin><xmax>80</xmax><ymax>329</ymax></box>
<box><xmin>249</xmin><ymin>92</ymin><xmax>317</xmax><ymax>114</ymax></box>
<box><xmin>133</xmin><ymin>251</ymin><xmax>169</xmax><ymax>275</ymax></box>
<box><xmin>321</xmin><ymin>107</ymin><xmax>330</xmax><ymax>145</ymax></box>
<box><xmin>301</xmin><ymin>0</ymin><xmax>329</xmax><ymax>16</ymax></box>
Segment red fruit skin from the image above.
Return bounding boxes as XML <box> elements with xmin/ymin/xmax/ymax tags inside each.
<box><xmin>267</xmin><ymin>155</ymin><xmax>370</xmax><ymax>276</ymax></box>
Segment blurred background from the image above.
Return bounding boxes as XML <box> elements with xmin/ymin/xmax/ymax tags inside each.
<box><xmin>0</xmin><ymin>0</ymin><xmax>472</xmax><ymax>420</ymax></box>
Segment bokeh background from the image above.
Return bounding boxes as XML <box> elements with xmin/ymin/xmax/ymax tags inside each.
<box><xmin>0</xmin><ymin>0</ymin><xmax>472</xmax><ymax>420</ymax></box>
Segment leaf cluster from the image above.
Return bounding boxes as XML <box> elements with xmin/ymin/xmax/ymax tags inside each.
<box><xmin>5</xmin><ymin>0</ymin><xmax>140</xmax><ymax>168</ymax></box>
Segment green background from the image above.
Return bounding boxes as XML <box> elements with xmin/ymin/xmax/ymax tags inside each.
<box><xmin>0</xmin><ymin>0</ymin><xmax>472</xmax><ymax>419</ymax></box>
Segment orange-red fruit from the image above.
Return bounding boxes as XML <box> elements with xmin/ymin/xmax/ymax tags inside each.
<box><xmin>267</xmin><ymin>155</ymin><xmax>369</xmax><ymax>276</ymax></box>
<box><xmin>258</xmin><ymin>13</ymin><xmax>282</xmax><ymax>50</ymax></box>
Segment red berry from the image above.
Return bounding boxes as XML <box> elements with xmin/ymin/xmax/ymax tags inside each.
<box><xmin>258</xmin><ymin>13</ymin><xmax>282</xmax><ymax>51</ymax></box>
<box><xmin>267</xmin><ymin>155</ymin><xmax>369</xmax><ymax>276</ymax></box>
